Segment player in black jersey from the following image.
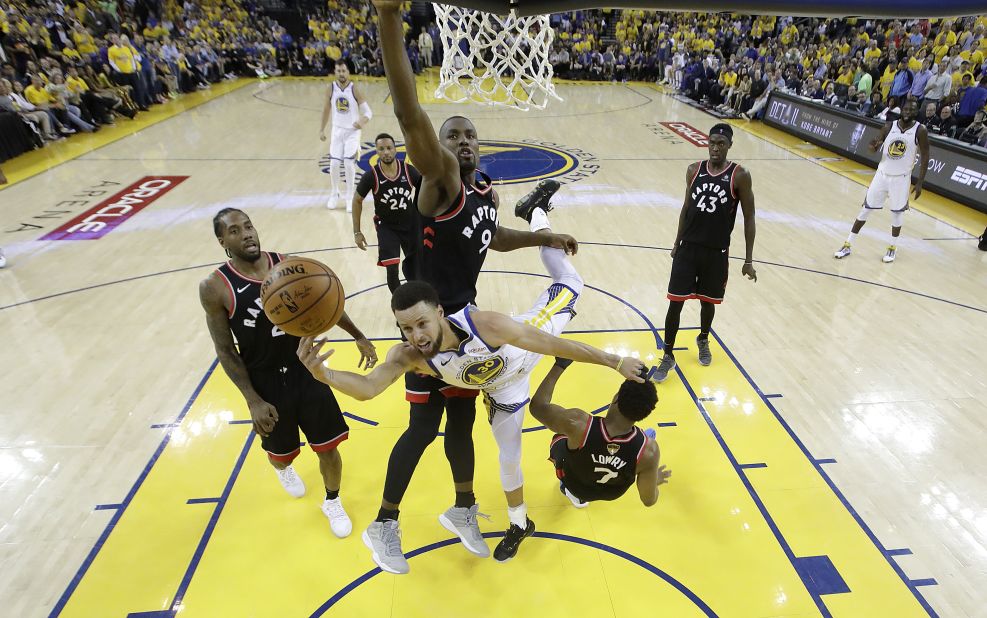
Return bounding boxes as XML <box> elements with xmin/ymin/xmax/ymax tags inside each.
<box><xmin>199</xmin><ymin>208</ymin><xmax>378</xmax><ymax>539</ymax></box>
<box><xmin>530</xmin><ymin>359</ymin><xmax>670</xmax><ymax>507</ymax></box>
<box><xmin>368</xmin><ymin>0</ymin><xmax>580</xmax><ymax>575</ymax></box>
<box><xmin>653</xmin><ymin>124</ymin><xmax>758</xmax><ymax>383</ymax></box>
<box><xmin>352</xmin><ymin>133</ymin><xmax>422</xmax><ymax>292</ymax></box>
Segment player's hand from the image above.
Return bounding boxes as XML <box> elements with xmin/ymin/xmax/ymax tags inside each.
<box><xmin>913</xmin><ymin>183</ymin><xmax>923</xmax><ymax>199</ymax></box>
<box><xmin>355</xmin><ymin>337</ymin><xmax>378</xmax><ymax>370</ymax></box>
<box><xmin>247</xmin><ymin>398</ymin><xmax>278</xmax><ymax>437</ymax></box>
<box><xmin>296</xmin><ymin>336</ymin><xmax>336</xmax><ymax>382</ymax></box>
<box><xmin>545</xmin><ymin>233</ymin><xmax>578</xmax><ymax>255</ymax></box>
<box><xmin>670</xmin><ymin>244</ymin><xmax>678</xmax><ymax>259</ymax></box>
<box><xmin>354</xmin><ymin>231</ymin><xmax>367</xmax><ymax>250</ymax></box>
<box><xmin>319</xmin><ymin>132</ymin><xmax>326</xmax><ymax>142</ymax></box>
<box><xmin>617</xmin><ymin>356</ymin><xmax>646</xmax><ymax>382</ymax></box>
<box><xmin>656</xmin><ymin>465</ymin><xmax>672</xmax><ymax>487</ymax></box>
<box><xmin>742</xmin><ymin>262</ymin><xmax>757</xmax><ymax>281</ymax></box>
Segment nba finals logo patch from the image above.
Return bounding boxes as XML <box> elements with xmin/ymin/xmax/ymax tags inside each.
<box><xmin>460</xmin><ymin>357</ymin><xmax>506</xmax><ymax>386</ymax></box>
<box><xmin>888</xmin><ymin>139</ymin><xmax>907</xmax><ymax>159</ymax></box>
<box><xmin>607</xmin><ymin>443</ymin><xmax>620</xmax><ymax>455</ymax></box>
<box><xmin>328</xmin><ymin>139</ymin><xmax>600</xmax><ymax>186</ymax></box>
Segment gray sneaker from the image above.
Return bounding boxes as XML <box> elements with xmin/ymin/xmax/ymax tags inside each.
<box><xmin>652</xmin><ymin>353</ymin><xmax>677</xmax><ymax>383</ymax></box>
<box><xmin>438</xmin><ymin>504</ymin><xmax>491</xmax><ymax>557</ymax></box>
<box><xmin>697</xmin><ymin>336</ymin><xmax>712</xmax><ymax>366</ymax></box>
<box><xmin>362</xmin><ymin>520</ymin><xmax>410</xmax><ymax>574</ymax></box>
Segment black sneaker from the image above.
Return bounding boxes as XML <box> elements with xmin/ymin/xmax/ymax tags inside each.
<box><xmin>515</xmin><ymin>179</ymin><xmax>561</xmax><ymax>222</ymax></box>
<box><xmin>493</xmin><ymin>518</ymin><xmax>535</xmax><ymax>562</ymax></box>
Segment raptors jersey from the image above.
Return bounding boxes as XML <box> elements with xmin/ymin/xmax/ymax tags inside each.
<box><xmin>330</xmin><ymin>80</ymin><xmax>358</xmax><ymax>130</ymax></box>
<box><xmin>215</xmin><ymin>252</ymin><xmax>298</xmax><ymax>372</ymax></box>
<box><xmin>878</xmin><ymin>120</ymin><xmax>920</xmax><ymax>176</ymax></box>
<box><xmin>421</xmin><ymin>172</ymin><xmax>499</xmax><ymax>312</ymax></box>
<box><xmin>561</xmin><ymin>417</ymin><xmax>647</xmax><ymax>502</ymax></box>
<box><xmin>368</xmin><ymin>160</ymin><xmax>420</xmax><ymax>230</ymax></box>
<box><xmin>680</xmin><ymin>160</ymin><xmax>742</xmax><ymax>250</ymax></box>
<box><xmin>425</xmin><ymin>305</ymin><xmax>531</xmax><ymax>412</ymax></box>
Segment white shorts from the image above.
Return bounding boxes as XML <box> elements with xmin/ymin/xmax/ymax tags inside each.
<box><xmin>865</xmin><ymin>170</ymin><xmax>911</xmax><ymax>212</ymax></box>
<box><xmin>329</xmin><ymin>127</ymin><xmax>361</xmax><ymax>160</ymax></box>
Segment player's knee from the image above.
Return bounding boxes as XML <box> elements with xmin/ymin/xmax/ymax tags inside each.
<box><xmin>316</xmin><ymin>447</ymin><xmax>341</xmax><ymax>464</ymax></box>
<box><xmin>499</xmin><ymin>457</ymin><xmax>523</xmax><ymax>491</ymax></box>
<box><xmin>890</xmin><ymin>209</ymin><xmax>905</xmax><ymax>227</ymax></box>
<box><xmin>857</xmin><ymin>205</ymin><xmax>873</xmax><ymax>221</ymax></box>
<box><xmin>667</xmin><ymin>300</ymin><xmax>685</xmax><ymax>316</ymax></box>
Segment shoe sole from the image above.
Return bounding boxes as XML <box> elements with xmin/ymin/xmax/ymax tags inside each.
<box><xmin>493</xmin><ymin>525</ymin><xmax>535</xmax><ymax>563</ymax></box>
<box><xmin>698</xmin><ymin>357</ymin><xmax>712</xmax><ymax>367</ymax></box>
<box><xmin>653</xmin><ymin>363</ymin><xmax>676</xmax><ymax>383</ymax></box>
<box><xmin>438</xmin><ymin>513</ymin><xmax>491</xmax><ymax>557</ymax></box>
<box><xmin>362</xmin><ymin>530</ymin><xmax>409</xmax><ymax>574</ymax></box>
<box><xmin>323</xmin><ymin>510</ymin><xmax>352</xmax><ymax>538</ymax></box>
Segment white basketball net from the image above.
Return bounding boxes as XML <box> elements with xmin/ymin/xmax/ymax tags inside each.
<box><xmin>432</xmin><ymin>4</ymin><xmax>561</xmax><ymax>111</ymax></box>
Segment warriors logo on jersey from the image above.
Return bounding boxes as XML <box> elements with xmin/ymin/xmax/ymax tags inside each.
<box><xmin>335</xmin><ymin>97</ymin><xmax>350</xmax><ymax>114</ymax></box>
<box><xmin>887</xmin><ymin>139</ymin><xmax>908</xmax><ymax>159</ymax></box>
<box><xmin>461</xmin><ymin>357</ymin><xmax>506</xmax><ymax>386</ymax></box>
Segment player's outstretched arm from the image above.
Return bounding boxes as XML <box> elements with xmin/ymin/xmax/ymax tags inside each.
<box><xmin>472</xmin><ymin>311</ymin><xmax>646</xmax><ymax>382</ymax></box>
<box><xmin>635</xmin><ymin>440</ymin><xmax>671</xmax><ymax>507</ymax></box>
<box><xmin>297</xmin><ymin>337</ymin><xmax>418</xmax><ymax>400</ymax></box>
<box><xmin>530</xmin><ymin>360</ymin><xmax>592</xmax><ymax>443</ymax></box>
<box><xmin>371</xmin><ymin>0</ymin><xmax>459</xmax><ymax>198</ymax></box>
<box><xmin>734</xmin><ymin>167</ymin><xmax>757</xmax><ymax>281</ymax></box>
<box><xmin>489</xmin><ymin>227</ymin><xmax>579</xmax><ymax>255</ymax></box>
<box><xmin>334</xmin><ymin>311</ymin><xmax>378</xmax><ymax>369</ymax></box>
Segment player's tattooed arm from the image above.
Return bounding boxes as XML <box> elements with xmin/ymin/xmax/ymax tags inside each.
<box><xmin>199</xmin><ymin>275</ymin><xmax>278</xmax><ymax>436</ymax></box>
<box><xmin>489</xmin><ymin>226</ymin><xmax>579</xmax><ymax>255</ymax></box>
<box><xmin>671</xmin><ymin>162</ymin><xmax>700</xmax><ymax>259</ymax></box>
<box><xmin>296</xmin><ymin>338</ymin><xmax>421</xmax><ymax>400</ymax></box>
<box><xmin>635</xmin><ymin>440</ymin><xmax>671</xmax><ymax>507</ymax></box>
<box><xmin>529</xmin><ymin>361</ymin><xmax>592</xmax><ymax>443</ymax></box>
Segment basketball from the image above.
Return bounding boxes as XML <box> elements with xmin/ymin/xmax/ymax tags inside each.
<box><xmin>260</xmin><ymin>256</ymin><xmax>345</xmax><ymax>337</ymax></box>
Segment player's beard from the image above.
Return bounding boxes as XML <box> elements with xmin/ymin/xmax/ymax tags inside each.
<box><xmin>421</xmin><ymin>327</ymin><xmax>443</xmax><ymax>358</ymax></box>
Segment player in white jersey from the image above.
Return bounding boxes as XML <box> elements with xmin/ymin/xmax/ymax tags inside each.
<box><xmin>297</xmin><ymin>204</ymin><xmax>648</xmax><ymax>563</ymax></box>
<box><xmin>834</xmin><ymin>99</ymin><xmax>929</xmax><ymax>263</ymax></box>
<box><xmin>319</xmin><ymin>59</ymin><xmax>372</xmax><ymax>212</ymax></box>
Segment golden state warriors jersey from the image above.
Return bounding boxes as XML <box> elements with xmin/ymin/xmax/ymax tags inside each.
<box><xmin>330</xmin><ymin>81</ymin><xmax>358</xmax><ymax>130</ymax></box>
<box><xmin>878</xmin><ymin>120</ymin><xmax>920</xmax><ymax>176</ymax></box>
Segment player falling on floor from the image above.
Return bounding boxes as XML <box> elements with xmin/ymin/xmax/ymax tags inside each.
<box><xmin>320</xmin><ymin>59</ymin><xmax>371</xmax><ymax>212</ymax></box>
<box><xmin>529</xmin><ymin>358</ymin><xmax>671</xmax><ymax>508</ymax></box>
<box><xmin>653</xmin><ymin>124</ymin><xmax>757</xmax><ymax>382</ymax></box>
<box><xmin>834</xmin><ymin>98</ymin><xmax>929</xmax><ymax>263</ymax></box>
<box><xmin>364</xmin><ymin>0</ymin><xmax>578</xmax><ymax>575</ymax></box>
<box><xmin>199</xmin><ymin>208</ymin><xmax>378</xmax><ymax>538</ymax></box>
<box><xmin>352</xmin><ymin>133</ymin><xmax>421</xmax><ymax>292</ymax></box>
<box><xmin>297</xmin><ymin>205</ymin><xmax>646</xmax><ymax>567</ymax></box>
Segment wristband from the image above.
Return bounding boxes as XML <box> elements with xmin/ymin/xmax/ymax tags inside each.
<box><xmin>616</xmin><ymin>357</ymin><xmax>624</xmax><ymax>373</ymax></box>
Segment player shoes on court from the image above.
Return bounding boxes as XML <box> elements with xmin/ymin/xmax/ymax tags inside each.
<box><xmin>321</xmin><ymin>497</ymin><xmax>352</xmax><ymax>538</ymax></box>
<box><xmin>275</xmin><ymin>465</ymin><xmax>306</xmax><ymax>498</ymax></box>
<box><xmin>439</xmin><ymin>504</ymin><xmax>491</xmax><ymax>557</ymax></box>
<box><xmin>697</xmin><ymin>336</ymin><xmax>712</xmax><ymax>366</ymax></box>
<box><xmin>515</xmin><ymin>179</ymin><xmax>561</xmax><ymax>222</ymax></box>
<box><xmin>652</xmin><ymin>354</ymin><xmax>677</xmax><ymax>383</ymax></box>
<box><xmin>834</xmin><ymin>242</ymin><xmax>852</xmax><ymax>259</ymax></box>
<box><xmin>560</xmin><ymin>482</ymin><xmax>588</xmax><ymax>509</ymax></box>
<box><xmin>363</xmin><ymin>520</ymin><xmax>410</xmax><ymax>574</ymax></box>
<box><xmin>883</xmin><ymin>245</ymin><xmax>897</xmax><ymax>263</ymax></box>
<box><xmin>493</xmin><ymin>518</ymin><xmax>535</xmax><ymax>562</ymax></box>
<box><xmin>834</xmin><ymin>242</ymin><xmax>897</xmax><ymax>262</ymax></box>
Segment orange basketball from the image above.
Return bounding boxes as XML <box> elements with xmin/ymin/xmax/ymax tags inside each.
<box><xmin>260</xmin><ymin>256</ymin><xmax>345</xmax><ymax>337</ymax></box>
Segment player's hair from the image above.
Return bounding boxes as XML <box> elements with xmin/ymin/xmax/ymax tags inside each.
<box><xmin>334</xmin><ymin>58</ymin><xmax>355</xmax><ymax>73</ymax></box>
<box><xmin>213</xmin><ymin>208</ymin><xmax>247</xmax><ymax>237</ymax></box>
<box><xmin>391</xmin><ymin>281</ymin><xmax>441</xmax><ymax>312</ymax></box>
<box><xmin>375</xmin><ymin>132</ymin><xmax>396</xmax><ymax>144</ymax></box>
<box><xmin>440</xmin><ymin>115</ymin><xmax>474</xmax><ymax>134</ymax></box>
<box><xmin>615</xmin><ymin>380</ymin><xmax>658</xmax><ymax>423</ymax></box>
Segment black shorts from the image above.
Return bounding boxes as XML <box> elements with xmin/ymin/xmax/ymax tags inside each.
<box><xmin>404</xmin><ymin>371</ymin><xmax>479</xmax><ymax>404</ymax></box>
<box><xmin>666</xmin><ymin>241</ymin><xmax>729</xmax><ymax>304</ymax></box>
<box><xmin>250</xmin><ymin>364</ymin><xmax>348</xmax><ymax>462</ymax></box>
<box><xmin>374</xmin><ymin>218</ymin><xmax>417</xmax><ymax>269</ymax></box>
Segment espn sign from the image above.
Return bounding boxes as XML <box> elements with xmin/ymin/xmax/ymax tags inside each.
<box><xmin>950</xmin><ymin>166</ymin><xmax>987</xmax><ymax>191</ymax></box>
<box><xmin>660</xmin><ymin>122</ymin><xmax>710</xmax><ymax>147</ymax></box>
<box><xmin>42</xmin><ymin>176</ymin><xmax>188</xmax><ymax>240</ymax></box>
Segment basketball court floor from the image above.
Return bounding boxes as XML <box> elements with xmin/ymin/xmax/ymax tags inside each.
<box><xmin>1</xmin><ymin>74</ymin><xmax>985</xmax><ymax>618</ymax></box>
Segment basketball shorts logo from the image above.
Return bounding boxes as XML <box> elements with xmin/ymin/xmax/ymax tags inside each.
<box><xmin>335</xmin><ymin>98</ymin><xmax>350</xmax><ymax>113</ymax></box>
<box><xmin>887</xmin><ymin>139</ymin><xmax>907</xmax><ymax>159</ymax></box>
<box><xmin>607</xmin><ymin>443</ymin><xmax>620</xmax><ymax>455</ymax></box>
<box><xmin>460</xmin><ymin>357</ymin><xmax>506</xmax><ymax>386</ymax></box>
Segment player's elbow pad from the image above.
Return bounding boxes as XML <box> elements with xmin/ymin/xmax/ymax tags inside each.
<box><xmin>360</xmin><ymin>102</ymin><xmax>373</xmax><ymax>120</ymax></box>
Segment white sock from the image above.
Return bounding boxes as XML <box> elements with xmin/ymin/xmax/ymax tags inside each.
<box><xmin>889</xmin><ymin>234</ymin><xmax>897</xmax><ymax>247</ymax></box>
<box><xmin>343</xmin><ymin>159</ymin><xmax>357</xmax><ymax>205</ymax></box>
<box><xmin>507</xmin><ymin>502</ymin><xmax>527</xmax><ymax>528</ymax></box>
<box><xmin>329</xmin><ymin>160</ymin><xmax>341</xmax><ymax>198</ymax></box>
<box><xmin>846</xmin><ymin>232</ymin><xmax>857</xmax><ymax>245</ymax></box>
<box><xmin>529</xmin><ymin>207</ymin><xmax>550</xmax><ymax>233</ymax></box>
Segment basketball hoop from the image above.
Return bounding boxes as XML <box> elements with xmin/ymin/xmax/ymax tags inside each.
<box><xmin>432</xmin><ymin>3</ymin><xmax>561</xmax><ymax>111</ymax></box>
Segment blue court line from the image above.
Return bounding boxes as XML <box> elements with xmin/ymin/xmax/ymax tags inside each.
<box><xmin>888</xmin><ymin>548</ymin><xmax>914</xmax><ymax>556</ymax></box>
<box><xmin>93</xmin><ymin>504</ymin><xmax>122</xmax><ymax>511</ymax></box>
<box><xmin>794</xmin><ymin>555</ymin><xmax>851</xmax><ymax>596</ymax></box>
<box><xmin>49</xmin><ymin>358</ymin><xmax>219</xmax><ymax>618</ymax></box>
<box><xmin>765</xmin><ymin>393</ymin><xmax>784</xmax><ymax>399</ymax></box>
<box><xmin>657</xmin><ymin>422</ymin><xmax>677</xmax><ymax>427</ymax></box>
<box><xmin>342</xmin><ymin>411</ymin><xmax>379</xmax><ymax>426</ymax></box>
<box><xmin>228</xmin><ymin>419</ymin><xmax>253</xmax><ymax>425</ymax></box>
<box><xmin>738</xmin><ymin>462</ymin><xmax>768</xmax><ymax>469</ymax></box>
<box><xmin>125</xmin><ymin>612</ymin><xmax>173</xmax><ymax>618</ymax></box>
<box><xmin>672</xmin><ymin>346</ymin><xmax>688</xmax><ymax>351</ymax></box>
<box><xmin>912</xmin><ymin>579</ymin><xmax>938</xmax><ymax>587</ymax></box>
<box><xmin>307</xmin><ymin>531</ymin><xmax>718</xmax><ymax>617</ymax></box>
<box><xmin>708</xmin><ymin>329</ymin><xmax>939</xmax><ymax>617</ymax></box>
<box><xmin>186</xmin><ymin>497</ymin><xmax>221</xmax><ymax>505</ymax></box>
<box><xmin>815</xmin><ymin>458</ymin><xmax>838</xmax><ymax>465</ymax></box>
<box><xmin>150</xmin><ymin>423</ymin><xmax>179</xmax><ymax>429</ymax></box>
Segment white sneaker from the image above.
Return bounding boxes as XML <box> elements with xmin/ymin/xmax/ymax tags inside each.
<box><xmin>326</xmin><ymin>195</ymin><xmax>339</xmax><ymax>209</ymax></box>
<box><xmin>275</xmin><ymin>465</ymin><xmax>305</xmax><ymax>498</ymax></box>
<box><xmin>834</xmin><ymin>242</ymin><xmax>852</xmax><ymax>259</ymax></box>
<box><xmin>560</xmin><ymin>483</ymin><xmax>588</xmax><ymax>509</ymax></box>
<box><xmin>321</xmin><ymin>497</ymin><xmax>352</xmax><ymax>537</ymax></box>
<box><xmin>0</xmin><ymin>248</ymin><xmax>6</xmax><ymax>269</ymax></box>
<box><xmin>882</xmin><ymin>245</ymin><xmax>896</xmax><ymax>263</ymax></box>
